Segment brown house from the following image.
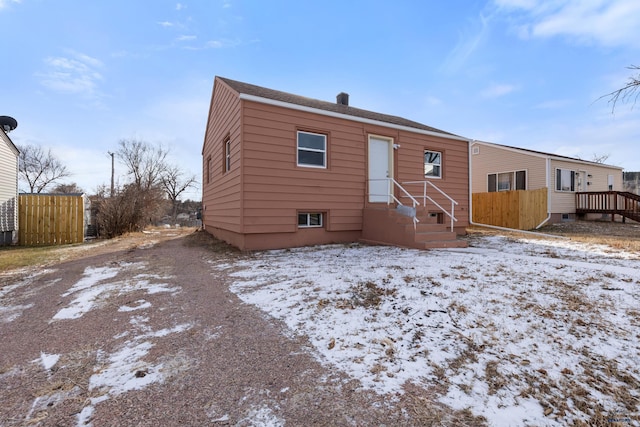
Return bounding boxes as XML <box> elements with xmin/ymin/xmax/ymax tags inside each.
<box><xmin>202</xmin><ymin>77</ymin><xmax>470</xmax><ymax>251</ymax></box>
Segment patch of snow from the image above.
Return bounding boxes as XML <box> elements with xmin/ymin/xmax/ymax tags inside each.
<box><xmin>0</xmin><ymin>303</ymin><xmax>34</xmax><ymax>323</ymax></box>
<box><xmin>213</xmin><ymin>237</ymin><xmax>640</xmax><ymax>427</ymax></box>
<box><xmin>52</xmin><ymin>264</ymin><xmax>181</xmax><ymax>320</ymax></box>
<box><xmin>40</xmin><ymin>352</ymin><xmax>60</xmax><ymax>370</ymax></box>
<box><xmin>118</xmin><ymin>300</ymin><xmax>152</xmax><ymax>312</ymax></box>
<box><xmin>239</xmin><ymin>405</ymin><xmax>284</xmax><ymax>427</ymax></box>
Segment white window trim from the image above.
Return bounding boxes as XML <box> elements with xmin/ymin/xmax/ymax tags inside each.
<box><xmin>555</xmin><ymin>168</ymin><xmax>576</xmax><ymax>192</ymax></box>
<box><xmin>225</xmin><ymin>138</ymin><xmax>231</xmax><ymax>172</ymax></box>
<box><xmin>424</xmin><ymin>150</ymin><xmax>442</xmax><ymax>179</ymax></box>
<box><xmin>487</xmin><ymin>170</ymin><xmax>527</xmax><ymax>192</ymax></box>
<box><xmin>297</xmin><ymin>131</ymin><xmax>327</xmax><ymax>169</ymax></box>
<box><xmin>298</xmin><ymin>212</ymin><xmax>323</xmax><ymax>228</ymax></box>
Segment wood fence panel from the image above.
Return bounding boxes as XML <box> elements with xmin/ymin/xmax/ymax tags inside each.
<box><xmin>472</xmin><ymin>188</ymin><xmax>547</xmax><ymax>230</ymax></box>
<box><xmin>19</xmin><ymin>194</ymin><xmax>84</xmax><ymax>246</ymax></box>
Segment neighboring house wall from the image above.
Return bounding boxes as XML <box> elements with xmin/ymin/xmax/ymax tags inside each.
<box><xmin>549</xmin><ymin>159</ymin><xmax>622</xmax><ymax>216</ymax></box>
<box><xmin>0</xmin><ymin>129</ymin><xmax>19</xmax><ymax>245</ymax></box>
<box><xmin>203</xmin><ymin>78</ymin><xmax>470</xmax><ymax>250</ymax></box>
<box><xmin>471</xmin><ymin>141</ymin><xmax>624</xmax><ymax>224</ymax></box>
<box><xmin>471</xmin><ymin>143</ymin><xmax>546</xmax><ymax>192</ymax></box>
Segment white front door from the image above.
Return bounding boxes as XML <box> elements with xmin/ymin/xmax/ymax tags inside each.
<box><xmin>368</xmin><ymin>137</ymin><xmax>392</xmax><ymax>203</ymax></box>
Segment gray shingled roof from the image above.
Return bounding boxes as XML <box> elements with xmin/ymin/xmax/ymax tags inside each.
<box><xmin>218</xmin><ymin>77</ymin><xmax>458</xmax><ymax>137</ymax></box>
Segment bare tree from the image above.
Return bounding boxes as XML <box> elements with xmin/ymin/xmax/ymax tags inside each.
<box><xmin>51</xmin><ymin>182</ymin><xmax>85</xmax><ymax>194</ymax></box>
<box><xmin>18</xmin><ymin>144</ymin><xmax>71</xmax><ymax>193</ymax></box>
<box><xmin>602</xmin><ymin>64</ymin><xmax>640</xmax><ymax>112</ymax></box>
<box><xmin>116</xmin><ymin>139</ymin><xmax>169</xmax><ymax>191</ymax></box>
<box><xmin>161</xmin><ymin>165</ymin><xmax>198</xmax><ymax>223</ymax></box>
<box><xmin>590</xmin><ymin>153</ymin><xmax>610</xmax><ymax>164</ymax></box>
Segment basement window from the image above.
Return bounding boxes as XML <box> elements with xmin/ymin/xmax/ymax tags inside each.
<box><xmin>298</xmin><ymin>212</ymin><xmax>323</xmax><ymax>228</ymax></box>
<box><xmin>297</xmin><ymin>131</ymin><xmax>326</xmax><ymax>168</ymax></box>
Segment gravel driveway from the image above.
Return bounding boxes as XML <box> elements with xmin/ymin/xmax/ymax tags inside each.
<box><xmin>0</xmin><ymin>229</ymin><xmax>480</xmax><ymax>427</ymax></box>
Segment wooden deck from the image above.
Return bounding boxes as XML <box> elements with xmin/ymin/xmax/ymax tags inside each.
<box><xmin>575</xmin><ymin>191</ymin><xmax>640</xmax><ymax>223</ymax></box>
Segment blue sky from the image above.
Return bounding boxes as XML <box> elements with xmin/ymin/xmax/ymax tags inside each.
<box><xmin>2</xmin><ymin>0</ymin><xmax>639</xmax><ymax>200</ymax></box>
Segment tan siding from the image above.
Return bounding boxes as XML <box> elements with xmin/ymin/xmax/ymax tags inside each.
<box><xmin>550</xmin><ymin>159</ymin><xmax>623</xmax><ymax>213</ymax></box>
<box><xmin>471</xmin><ymin>143</ymin><xmax>547</xmax><ymax>193</ymax></box>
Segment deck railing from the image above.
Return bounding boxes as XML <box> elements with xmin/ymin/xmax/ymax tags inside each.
<box><xmin>575</xmin><ymin>191</ymin><xmax>640</xmax><ymax>222</ymax></box>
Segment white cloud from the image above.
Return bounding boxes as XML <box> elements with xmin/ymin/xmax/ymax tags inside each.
<box><xmin>0</xmin><ymin>0</ymin><xmax>20</xmax><ymax>10</ymax></box>
<box><xmin>175</xmin><ymin>3</ymin><xmax>184</xmax><ymax>11</ymax></box>
<box><xmin>37</xmin><ymin>52</ymin><xmax>104</xmax><ymax>97</ymax></box>
<box><xmin>481</xmin><ymin>83</ymin><xmax>517</xmax><ymax>98</ymax></box>
<box><xmin>441</xmin><ymin>12</ymin><xmax>494</xmax><ymax>73</ymax></box>
<box><xmin>177</xmin><ymin>35</ymin><xmax>197</xmax><ymax>42</ymax></box>
<box><xmin>495</xmin><ymin>0</ymin><xmax>640</xmax><ymax>48</ymax></box>
<box><xmin>158</xmin><ymin>21</ymin><xmax>174</xmax><ymax>27</ymax></box>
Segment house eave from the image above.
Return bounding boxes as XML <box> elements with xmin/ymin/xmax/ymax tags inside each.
<box><xmin>471</xmin><ymin>140</ymin><xmax>624</xmax><ymax>170</ymax></box>
<box><xmin>239</xmin><ymin>93</ymin><xmax>472</xmax><ymax>142</ymax></box>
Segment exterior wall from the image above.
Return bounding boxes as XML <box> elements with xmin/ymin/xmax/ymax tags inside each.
<box><xmin>550</xmin><ymin>159</ymin><xmax>623</xmax><ymax>214</ymax></box>
<box><xmin>201</xmin><ymin>79</ymin><xmax>243</xmax><ymax>234</ymax></box>
<box><xmin>0</xmin><ymin>130</ymin><xmax>19</xmax><ymax>245</ymax></box>
<box><xmin>470</xmin><ymin>142</ymin><xmax>546</xmax><ymax>193</ymax></box>
<box><xmin>240</xmin><ymin>100</ymin><xmax>367</xmax><ymax>238</ymax></box>
<box><xmin>202</xmin><ymin>78</ymin><xmax>470</xmax><ymax>250</ymax></box>
<box><xmin>396</xmin><ymin>130</ymin><xmax>470</xmax><ymax>234</ymax></box>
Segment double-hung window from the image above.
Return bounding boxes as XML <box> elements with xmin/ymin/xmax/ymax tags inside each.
<box><xmin>297</xmin><ymin>131</ymin><xmax>326</xmax><ymax>168</ymax></box>
<box><xmin>556</xmin><ymin>169</ymin><xmax>575</xmax><ymax>192</ymax></box>
<box><xmin>298</xmin><ymin>212</ymin><xmax>323</xmax><ymax>228</ymax></box>
<box><xmin>424</xmin><ymin>150</ymin><xmax>442</xmax><ymax>178</ymax></box>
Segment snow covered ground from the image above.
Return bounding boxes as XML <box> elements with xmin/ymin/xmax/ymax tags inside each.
<box><xmin>211</xmin><ymin>234</ymin><xmax>640</xmax><ymax>426</ymax></box>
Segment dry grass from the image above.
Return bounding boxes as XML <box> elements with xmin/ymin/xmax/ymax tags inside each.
<box><xmin>0</xmin><ymin>227</ymin><xmax>199</xmax><ymax>274</ymax></box>
<box><xmin>469</xmin><ymin>220</ymin><xmax>640</xmax><ymax>252</ymax></box>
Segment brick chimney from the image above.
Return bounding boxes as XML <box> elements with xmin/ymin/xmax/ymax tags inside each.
<box><xmin>336</xmin><ymin>92</ymin><xmax>349</xmax><ymax>106</ymax></box>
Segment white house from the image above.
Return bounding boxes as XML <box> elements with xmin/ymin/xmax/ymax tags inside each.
<box><xmin>0</xmin><ymin>127</ymin><xmax>19</xmax><ymax>245</ymax></box>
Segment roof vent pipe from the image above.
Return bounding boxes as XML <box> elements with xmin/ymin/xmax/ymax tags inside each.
<box><xmin>336</xmin><ymin>92</ymin><xmax>349</xmax><ymax>106</ymax></box>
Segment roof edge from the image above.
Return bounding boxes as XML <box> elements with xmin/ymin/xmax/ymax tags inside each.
<box><xmin>472</xmin><ymin>140</ymin><xmax>624</xmax><ymax>170</ymax></box>
<box><xmin>239</xmin><ymin>93</ymin><xmax>472</xmax><ymax>142</ymax></box>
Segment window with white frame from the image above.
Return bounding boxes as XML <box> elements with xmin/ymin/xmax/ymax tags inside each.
<box><xmin>488</xmin><ymin>170</ymin><xmax>526</xmax><ymax>192</ymax></box>
<box><xmin>556</xmin><ymin>168</ymin><xmax>575</xmax><ymax>192</ymax></box>
<box><xmin>297</xmin><ymin>131</ymin><xmax>326</xmax><ymax>168</ymax></box>
<box><xmin>224</xmin><ymin>137</ymin><xmax>231</xmax><ymax>172</ymax></box>
<box><xmin>298</xmin><ymin>212</ymin><xmax>323</xmax><ymax>228</ymax></box>
<box><xmin>424</xmin><ymin>150</ymin><xmax>442</xmax><ymax>178</ymax></box>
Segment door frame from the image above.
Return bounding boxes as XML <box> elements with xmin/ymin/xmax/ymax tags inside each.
<box><xmin>367</xmin><ymin>135</ymin><xmax>394</xmax><ymax>203</ymax></box>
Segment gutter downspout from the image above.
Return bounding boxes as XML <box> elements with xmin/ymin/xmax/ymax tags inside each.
<box><xmin>468</xmin><ymin>140</ymin><xmax>566</xmax><ymax>239</ymax></box>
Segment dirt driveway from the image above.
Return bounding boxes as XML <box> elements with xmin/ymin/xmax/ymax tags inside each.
<box><xmin>0</xmin><ymin>229</ymin><xmax>480</xmax><ymax>427</ymax></box>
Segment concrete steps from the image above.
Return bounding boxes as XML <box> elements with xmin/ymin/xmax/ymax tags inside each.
<box><xmin>361</xmin><ymin>207</ymin><xmax>467</xmax><ymax>249</ymax></box>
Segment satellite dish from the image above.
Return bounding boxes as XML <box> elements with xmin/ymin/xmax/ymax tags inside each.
<box><xmin>0</xmin><ymin>116</ymin><xmax>18</xmax><ymax>133</ymax></box>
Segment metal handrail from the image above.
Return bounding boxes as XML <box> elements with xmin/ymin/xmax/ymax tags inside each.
<box><xmin>368</xmin><ymin>178</ymin><xmax>421</xmax><ymax>229</ymax></box>
<box><xmin>403</xmin><ymin>180</ymin><xmax>458</xmax><ymax>231</ymax></box>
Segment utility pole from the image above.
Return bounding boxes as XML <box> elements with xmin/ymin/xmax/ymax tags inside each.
<box><xmin>108</xmin><ymin>151</ymin><xmax>114</xmax><ymax>197</ymax></box>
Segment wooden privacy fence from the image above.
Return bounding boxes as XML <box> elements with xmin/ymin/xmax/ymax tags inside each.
<box><xmin>472</xmin><ymin>188</ymin><xmax>548</xmax><ymax>230</ymax></box>
<box><xmin>19</xmin><ymin>194</ymin><xmax>85</xmax><ymax>246</ymax></box>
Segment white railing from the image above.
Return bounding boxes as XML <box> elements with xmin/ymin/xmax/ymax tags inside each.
<box><xmin>368</xmin><ymin>178</ymin><xmax>421</xmax><ymax>229</ymax></box>
<box><xmin>403</xmin><ymin>180</ymin><xmax>458</xmax><ymax>231</ymax></box>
